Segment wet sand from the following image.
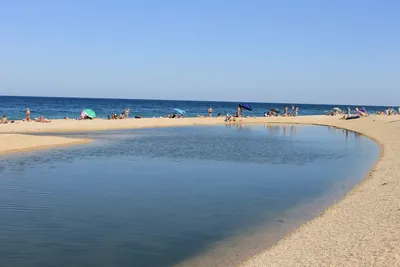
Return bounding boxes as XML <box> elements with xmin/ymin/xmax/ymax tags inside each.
<box><xmin>1</xmin><ymin>115</ymin><xmax>399</xmax><ymax>266</ymax></box>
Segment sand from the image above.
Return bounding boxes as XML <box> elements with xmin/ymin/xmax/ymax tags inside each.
<box><xmin>1</xmin><ymin>115</ymin><xmax>399</xmax><ymax>266</ymax></box>
<box><xmin>0</xmin><ymin>134</ymin><xmax>89</xmax><ymax>154</ymax></box>
<box><xmin>0</xmin><ymin>117</ymin><xmax>225</xmax><ymax>133</ymax></box>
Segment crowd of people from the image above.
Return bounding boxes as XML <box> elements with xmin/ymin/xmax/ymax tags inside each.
<box><xmin>164</xmin><ymin>113</ymin><xmax>184</xmax><ymax>118</ymax></box>
<box><xmin>262</xmin><ymin>105</ymin><xmax>300</xmax><ymax>117</ymax></box>
<box><xmin>5</xmin><ymin>104</ymin><xmax>400</xmax><ymax>125</ymax></box>
<box><xmin>8</xmin><ymin>104</ymin><xmax>400</xmax><ymax>125</ymax></box>
<box><xmin>322</xmin><ymin>106</ymin><xmax>400</xmax><ymax>119</ymax></box>
<box><xmin>375</xmin><ymin>107</ymin><xmax>400</xmax><ymax>115</ymax></box>
<box><xmin>223</xmin><ymin>105</ymin><xmax>247</xmax><ymax>122</ymax></box>
<box><xmin>1</xmin><ymin>105</ymin><xmax>301</xmax><ymax>124</ymax></box>
<box><xmin>107</xmin><ymin>108</ymin><xmax>132</xmax><ymax>120</ymax></box>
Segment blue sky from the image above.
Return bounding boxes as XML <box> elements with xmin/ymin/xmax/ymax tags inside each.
<box><xmin>0</xmin><ymin>0</ymin><xmax>399</xmax><ymax>105</ymax></box>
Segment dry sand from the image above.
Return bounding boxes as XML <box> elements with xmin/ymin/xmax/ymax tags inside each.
<box><xmin>0</xmin><ymin>134</ymin><xmax>89</xmax><ymax>154</ymax></box>
<box><xmin>1</xmin><ymin>115</ymin><xmax>399</xmax><ymax>266</ymax></box>
<box><xmin>0</xmin><ymin>117</ymin><xmax>226</xmax><ymax>133</ymax></box>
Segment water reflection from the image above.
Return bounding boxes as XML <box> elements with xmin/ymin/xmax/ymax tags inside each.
<box><xmin>264</xmin><ymin>124</ymin><xmax>298</xmax><ymax>137</ymax></box>
<box><xmin>1</xmin><ymin>127</ymin><xmax>356</xmax><ymax>171</ymax></box>
<box><xmin>325</xmin><ymin>125</ymin><xmax>362</xmax><ymax>141</ymax></box>
<box><xmin>225</xmin><ymin>122</ymin><xmax>244</xmax><ymax>130</ymax></box>
<box><xmin>0</xmin><ymin>125</ymin><xmax>379</xmax><ymax>267</ymax></box>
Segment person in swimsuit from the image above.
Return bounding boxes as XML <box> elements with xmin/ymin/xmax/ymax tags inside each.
<box><xmin>208</xmin><ymin>107</ymin><xmax>213</xmax><ymax>117</ymax></box>
<box><xmin>1</xmin><ymin>115</ymin><xmax>8</xmax><ymax>124</ymax></box>
<box><xmin>26</xmin><ymin>108</ymin><xmax>31</xmax><ymax>121</ymax></box>
<box><xmin>35</xmin><ymin>116</ymin><xmax>51</xmax><ymax>123</ymax></box>
<box><xmin>237</xmin><ymin>106</ymin><xmax>242</xmax><ymax>117</ymax></box>
<box><xmin>284</xmin><ymin>106</ymin><xmax>289</xmax><ymax>115</ymax></box>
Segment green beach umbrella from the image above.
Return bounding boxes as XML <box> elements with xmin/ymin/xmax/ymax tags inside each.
<box><xmin>81</xmin><ymin>109</ymin><xmax>97</xmax><ymax>119</ymax></box>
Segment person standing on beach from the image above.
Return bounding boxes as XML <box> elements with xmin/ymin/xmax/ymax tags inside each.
<box><xmin>295</xmin><ymin>106</ymin><xmax>299</xmax><ymax>116</ymax></box>
<box><xmin>237</xmin><ymin>106</ymin><xmax>242</xmax><ymax>117</ymax></box>
<box><xmin>25</xmin><ymin>108</ymin><xmax>31</xmax><ymax>121</ymax></box>
<box><xmin>208</xmin><ymin>107</ymin><xmax>213</xmax><ymax>117</ymax></box>
<box><xmin>125</xmin><ymin>108</ymin><xmax>130</xmax><ymax>118</ymax></box>
<box><xmin>291</xmin><ymin>105</ymin><xmax>295</xmax><ymax>114</ymax></box>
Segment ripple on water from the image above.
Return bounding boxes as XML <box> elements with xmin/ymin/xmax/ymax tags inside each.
<box><xmin>0</xmin><ymin>125</ymin><xmax>379</xmax><ymax>267</ymax></box>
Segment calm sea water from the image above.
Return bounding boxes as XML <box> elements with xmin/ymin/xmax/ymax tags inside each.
<box><xmin>0</xmin><ymin>125</ymin><xmax>379</xmax><ymax>267</ymax></box>
<box><xmin>0</xmin><ymin>96</ymin><xmax>391</xmax><ymax>120</ymax></box>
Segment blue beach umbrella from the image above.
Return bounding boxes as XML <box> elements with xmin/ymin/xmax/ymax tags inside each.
<box><xmin>174</xmin><ymin>108</ymin><xmax>186</xmax><ymax>115</ymax></box>
<box><xmin>239</xmin><ymin>103</ymin><xmax>252</xmax><ymax>111</ymax></box>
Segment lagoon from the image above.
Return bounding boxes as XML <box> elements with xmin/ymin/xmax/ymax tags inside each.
<box><xmin>0</xmin><ymin>125</ymin><xmax>379</xmax><ymax>267</ymax></box>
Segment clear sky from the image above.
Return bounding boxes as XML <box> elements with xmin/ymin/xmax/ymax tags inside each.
<box><xmin>0</xmin><ymin>0</ymin><xmax>399</xmax><ymax>105</ymax></box>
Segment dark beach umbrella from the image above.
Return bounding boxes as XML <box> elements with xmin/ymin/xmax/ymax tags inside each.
<box><xmin>239</xmin><ymin>103</ymin><xmax>252</xmax><ymax>111</ymax></box>
<box><xmin>268</xmin><ymin>108</ymin><xmax>280</xmax><ymax>114</ymax></box>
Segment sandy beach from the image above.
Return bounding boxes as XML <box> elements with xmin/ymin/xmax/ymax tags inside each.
<box><xmin>0</xmin><ymin>117</ymin><xmax>226</xmax><ymax>134</ymax></box>
<box><xmin>1</xmin><ymin>115</ymin><xmax>399</xmax><ymax>266</ymax></box>
<box><xmin>0</xmin><ymin>134</ymin><xmax>89</xmax><ymax>154</ymax></box>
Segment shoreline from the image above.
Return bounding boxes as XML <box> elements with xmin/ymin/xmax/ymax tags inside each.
<box><xmin>1</xmin><ymin>115</ymin><xmax>399</xmax><ymax>266</ymax></box>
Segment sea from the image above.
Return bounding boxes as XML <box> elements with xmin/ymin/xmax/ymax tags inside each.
<box><xmin>0</xmin><ymin>95</ymin><xmax>392</xmax><ymax>120</ymax></box>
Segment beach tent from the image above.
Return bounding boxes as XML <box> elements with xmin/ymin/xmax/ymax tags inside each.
<box><xmin>81</xmin><ymin>109</ymin><xmax>96</xmax><ymax>119</ymax></box>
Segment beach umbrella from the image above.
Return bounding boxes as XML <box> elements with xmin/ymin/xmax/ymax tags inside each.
<box><xmin>268</xmin><ymin>108</ymin><xmax>280</xmax><ymax>114</ymax></box>
<box><xmin>174</xmin><ymin>108</ymin><xmax>186</xmax><ymax>115</ymax></box>
<box><xmin>81</xmin><ymin>109</ymin><xmax>96</xmax><ymax>119</ymax></box>
<box><xmin>239</xmin><ymin>103</ymin><xmax>252</xmax><ymax>111</ymax></box>
<box><xmin>333</xmin><ymin>107</ymin><xmax>342</xmax><ymax>112</ymax></box>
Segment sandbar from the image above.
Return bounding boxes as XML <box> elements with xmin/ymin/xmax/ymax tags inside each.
<box><xmin>0</xmin><ymin>134</ymin><xmax>90</xmax><ymax>154</ymax></box>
